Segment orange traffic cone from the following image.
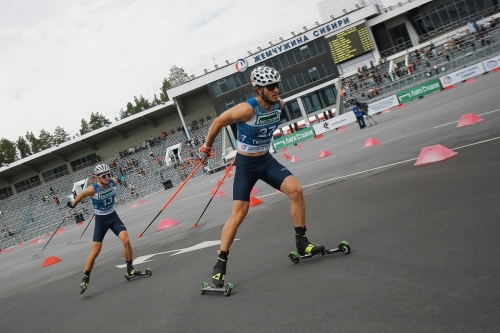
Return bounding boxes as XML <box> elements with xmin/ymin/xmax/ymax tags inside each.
<box><xmin>249</xmin><ymin>196</ymin><xmax>263</xmax><ymax>207</ymax></box>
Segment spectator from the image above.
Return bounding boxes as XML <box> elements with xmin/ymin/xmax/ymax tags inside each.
<box><xmin>54</xmin><ymin>196</ymin><xmax>60</xmax><ymax>205</ymax></box>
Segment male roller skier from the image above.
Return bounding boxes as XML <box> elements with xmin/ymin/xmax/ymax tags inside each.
<box><xmin>69</xmin><ymin>164</ymin><xmax>142</xmax><ymax>294</ymax></box>
<box><xmin>199</xmin><ymin>66</ymin><xmax>325</xmax><ymax>288</ymax></box>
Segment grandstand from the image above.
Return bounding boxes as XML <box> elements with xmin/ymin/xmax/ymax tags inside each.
<box><xmin>1</xmin><ymin>0</ymin><xmax>500</xmax><ymax>250</ymax></box>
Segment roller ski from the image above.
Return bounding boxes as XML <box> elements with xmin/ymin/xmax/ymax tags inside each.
<box><xmin>201</xmin><ymin>250</ymin><xmax>234</xmax><ymax>297</ymax></box>
<box><xmin>124</xmin><ymin>267</ymin><xmax>152</xmax><ymax>281</ymax></box>
<box><xmin>288</xmin><ymin>240</ymin><xmax>351</xmax><ymax>264</ymax></box>
<box><xmin>80</xmin><ymin>272</ymin><xmax>90</xmax><ymax>294</ymax></box>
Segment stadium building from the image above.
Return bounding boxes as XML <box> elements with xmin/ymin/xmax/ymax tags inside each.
<box><xmin>1</xmin><ymin>0</ymin><xmax>499</xmax><ymax>248</ymax></box>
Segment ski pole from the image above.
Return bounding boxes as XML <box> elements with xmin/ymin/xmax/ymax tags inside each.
<box><xmin>138</xmin><ymin>156</ymin><xmax>208</xmax><ymax>237</ymax></box>
<box><xmin>42</xmin><ymin>209</ymin><xmax>72</xmax><ymax>251</ymax></box>
<box><xmin>193</xmin><ymin>159</ymin><xmax>235</xmax><ymax>228</ymax></box>
<box><xmin>79</xmin><ymin>214</ymin><xmax>96</xmax><ymax>239</ymax></box>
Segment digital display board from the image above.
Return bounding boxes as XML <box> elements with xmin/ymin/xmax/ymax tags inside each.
<box><xmin>326</xmin><ymin>24</ymin><xmax>375</xmax><ymax>64</ymax></box>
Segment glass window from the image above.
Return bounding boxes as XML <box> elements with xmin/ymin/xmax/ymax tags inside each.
<box><xmin>278</xmin><ymin>54</ymin><xmax>289</xmax><ymax>69</ymax></box>
<box><xmin>315</xmin><ymin>39</ymin><xmax>326</xmax><ymax>53</ymax></box>
<box><xmin>237</xmin><ymin>72</ymin><xmax>248</xmax><ymax>86</ymax></box>
<box><xmin>323</xmin><ymin>62</ymin><xmax>336</xmax><ymax>76</ymax></box>
<box><xmin>309</xmin><ymin>41</ymin><xmax>319</xmax><ymax>57</ymax></box>
<box><xmin>309</xmin><ymin>67</ymin><xmax>320</xmax><ymax>82</ymax></box>
<box><xmin>218</xmin><ymin>79</ymin><xmax>228</xmax><ymax>94</ymax></box>
<box><xmin>300</xmin><ymin>46</ymin><xmax>311</xmax><ymax>60</ymax></box>
<box><xmin>288</xmin><ymin>76</ymin><xmax>299</xmax><ymax>91</ymax></box>
<box><xmin>295</xmin><ymin>72</ymin><xmax>306</xmax><ymax>87</ymax></box>
<box><xmin>292</xmin><ymin>48</ymin><xmax>304</xmax><ymax>63</ymax></box>
<box><xmin>281</xmin><ymin>78</ymin><xmax>291</xmax><ymax>93</ymax></box>
<box><xmin>429</xmin><ymin>10</ymin><xmax>442</xmax><ymax>30</ymax></box>
<box><xmin>286</xmin><ymin>52</ymin><xmax>297</xmax><ymax>66</ymax></box>
<box><xmin>233</xmin><ymin>74</ymin><xmax>242</xmax><ymax>88</ymax></box>
<box><xmin>226</xmin><ymin>76</ymin><xmax>236</xmax><ymax>90</ymax></box>
<box><xmin>271</xmin><ymin>57</ymin><xmax>282</xmax><ymax>70</ymax></box>
<box><xmin>226</xmin><ymin>101</ymin><xmax>235</xmax><ymax>109</ymax></box>
<box><xmin>211</xmin><ymin>81</ymin><xmax>222</xmax><ymax>96</ymax></box>
<box><xmin>436</xmin><ymin>5</ymin><xmax>451</xmax><ymax>25</ymax></box>
<box><xmin>317</xmin><ymin>63</ymin><xmax>327</xmax><ymax>78</ymax></box>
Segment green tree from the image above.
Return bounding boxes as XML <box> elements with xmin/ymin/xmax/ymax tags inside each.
<box><xmin>168</xmin><ymin>65</ymin><xmax>190</xmax><ymax>87</ymax></box>
<box><xmin>159</xmin><ymin>78</ymin><xmax>171</xmax><ymax>102</ymax></box>
<box><xmin>88</xmin><ymin>112</ymin><xmax>111</xmax><ymax>130</ymax></box>
<box><xmin>0</xmin><ymin>138</ymin><xmax>17</xmax><ymax>166</ymax></box>
<box><xmin>79</xmin><ymin>119</ymin><xmax>91</xmax><ymax>135</ymax></box>
<box><xmin>38</xmin><ymin>129</ymin><xmax>54</xmax><ymax>150</ymax></box>
<box><xmin>53</xmin><ymin>126</ymin><xmax>70</xmax><ymax>144</ymax></box>
<box><xmin>25</xmin><ymin>131</ymin><xmax>42</xmax><ymax>153</ymax></box>
<box><xmin>152</xmin><ymin>94</ymin><xmax>161</xmax><ymax>107</ymax></box>
<box><xmin>16</xmin><ymin>136</ymin><xmax>31</xmax><ymax>158</ymax></box>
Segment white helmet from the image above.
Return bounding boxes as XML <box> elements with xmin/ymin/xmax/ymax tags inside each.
<box><xmin>250</xmin><ymin>66</ymin><xmax>281</xmax><ymax>87</ymax></box>
<box><xmin>94</xmin><ymin>164</ymin><xmax>110</xmax><ymax>175</ymax></box>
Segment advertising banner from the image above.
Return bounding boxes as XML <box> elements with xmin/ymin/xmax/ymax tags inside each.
<box><xmin>367</xmin><ymin>95</ymin><xmax>399</xmax><ymax>114</ymax></box>
<box><xmin>272</xmin><ymin>127</ymin><xmax>316</xmax><ymax>150</ymax></box>
<box><xmin>439</xmin><ymin>63</ymin><xmax>485</xmax><ymax>87</ymax></box>
<box><xmin>312</xmin><ymin>111</ymin><xmax>356</xmax><ymax>135</ymax></box>
<box><xmin>396</xmin><ymin>79</ymin><xmax>442</xmax><ymax>103</ymax></box>
<box><xmin>482</xmin><ymin>55</ymin><xmax>500</xmax><ymax>71</ymax></box>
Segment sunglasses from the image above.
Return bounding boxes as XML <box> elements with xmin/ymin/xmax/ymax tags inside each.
<box><xmin>265</xmin><ymin>83</ymin><xmax>280</xmax><ymax>91</ymax></box>
<box><xmin>99</xmin><ymin>173</ymin><xmax>111</xmax><ymax>179</ymax></box>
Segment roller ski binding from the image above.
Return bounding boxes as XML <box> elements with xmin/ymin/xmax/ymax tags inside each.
<box><xmin>288</xmin><ymin>241</ymin><xmax>351</xmax><ymax>264</ymax></box>
<box><xmin>201</xmin><ymin>250</ymin><xmax>233</xmax><ymax>297</ymax></box>
<box><xmin>80</xmin><ymin>273</ymin><xmax>90</xmax><ymax>294</ymax></box>
<box><xmin>124</xmin><ymin>267</ymin><xmax>152</xmax><ymax>281</ymax></box>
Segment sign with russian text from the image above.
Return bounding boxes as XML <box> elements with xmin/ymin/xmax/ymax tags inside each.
<box><xmin>312</xmin><ymin>112</ymin><xmax>356</xmax><ymax>135</ymax></box>
<box><xmin>439</xmin><ymin>63</ymin><xmax>485</xmax><ymax>87</ymax></box>
<box><xmin>272</xmin><ymin>127</ymin><xmax>316</xmax><ymax>150</ymax></box>
<box><xmin>367</xmin><ymin>95</ymin><xmax>399</xmax><ymax>114</ymax></box>
<box><xmin>397</xmin><ymin>79</ymin><xmax>442</xmax><ymax>103</ymax></box>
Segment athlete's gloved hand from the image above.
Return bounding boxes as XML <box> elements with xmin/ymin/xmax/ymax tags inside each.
<box><xmin>67</xmin><ymin>202</ymin><xmax>74</xmax><ymax>209</ymax></box>
<box><xmin>199</xmin><ymin>144</ymin><xmax>214</xmax><ymax>158</ymax></box>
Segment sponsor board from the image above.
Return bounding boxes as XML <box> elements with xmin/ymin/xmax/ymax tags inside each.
<box><xmin>439</xmin><ymin>63</ymin><xmax>485</xmax><ymax>87</ymax></box>
<box><xmin>396</xmin><ymin>79</ymin><xmax>442</xmax><ymax>103</ymax></box>
<box><xmin>482</xmin><ymin>55</ymin><xmax>500</xmax><ymax>71</ymax></box>
<box><xmin>312</xmin><ymin>112</ymin><xmax>356</xmax><ymax>135</ymax></box>
<box><xmin>367</xmin><ymin>95</ymin><xmax>399</xmax><ymax>114</ymax></box>
<box><xmin>272</xmin><ymin>127</ymin><xmax>316</xmax><ymax>150</ymax></box>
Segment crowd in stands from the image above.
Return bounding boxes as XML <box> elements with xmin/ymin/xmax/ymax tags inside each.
<box><xmin>340</xmin><ymin>17</ymin><xmax>499</xmax><ymax>108</ymax></box>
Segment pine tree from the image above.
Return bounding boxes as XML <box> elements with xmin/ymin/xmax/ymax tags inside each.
<box><xmin>38</xmin><ymin>129</ymin><xmax>54</xmax><ymax>150</ymax></box>
<box><xmin>25</xmin><ymin>131</ymin><xmax>42</xmax><ymax>153</ymax></box>
<box><xmin>160</xmin><ymin>78</ymin><xmax>171</xmax><ymax>102</ymax></box>
<box><xmin>53</xmin><ymin>126</ymin><xmax>70</xmax><ymax>144</ymax></box>
<box><xmin>168</xmin><ymin>65</ymin><xmax>190</xmax><ymax>87</ymax></box>
<box><xmin>0</xmin><ymin>138</ymin><xmax>17</xmax><ymax>165</ymax></box>
<box><xmin>88</xmin><ymin>112</ymin><xmax>111</xmax><ymax>130</ymax></box>
<box><xmin>16</xmin><ymin>136</ymin><xmax>32</xmax><ymax>158</ymax></box>
<box><xmin>79</xmin><ymin>119</ymin><xmax>91</xmax><ymax>135</ymax></box>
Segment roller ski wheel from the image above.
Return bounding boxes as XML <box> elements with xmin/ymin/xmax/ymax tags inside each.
<box><xmin>200</xmin><ymin>282</ymin><xmax>234</xmax><ymax>297</ymax></box>
<box><xmin>288</xmin><ymin>241</ymin><xmax>350</xmax><ymax>263</ymax></box>
<box><xmin>124</xmin><ymin>268</ymin><xmax>152</xmax><ymax>281</ymax></box>
<box><xmin>80</xmin><ymin>282</ymin><xmax>88</xmax><ymax>294</ymax></box>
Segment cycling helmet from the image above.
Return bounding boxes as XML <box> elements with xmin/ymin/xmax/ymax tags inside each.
<box><xmin>250</xmin><ymin>66</ymin><xmax>281</xmax><ymax>87</ymax></box>
<box><xmin>94</xmin><ymin>164</ymin><xmax>110</xmax><ymax>175</ymax></box>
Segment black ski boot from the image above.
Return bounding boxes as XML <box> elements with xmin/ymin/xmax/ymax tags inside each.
<box><xmin>295</xmin><ymin>227</ymin><xmax>325</xmax><ymax>256</ymax></box>
<box><xmin>211</xmin><ymin>250</ymin><xmax>228</xmax><ymax>288</ymax></box>
<box><xmin>80</xmin><ymin>271</ymin><xmax>90</xmax><ymax>294</ymax></box>
<box><xmin>127</xmin><ymin>264</ymin><xmax>141</xmax><ymax>277</ymax></box>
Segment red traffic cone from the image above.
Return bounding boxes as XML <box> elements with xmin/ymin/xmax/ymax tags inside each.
<box><xmin>396</xmin><ymin>104</ymin><xmax>406</xmax><ymax>110</ymax></box>
<box><xmin>217</xmin><ymin>190</ymin><xmax>226</xmax><ymax>198</ymax></box>
<box><xmin>249</xmin><ymin>196</ymin><xmax>263</xmax><ymax>207</ymax></box>
<box><xmin>282</xmin><ymin>148</ymin><xmax>288</xmax><ymax>152</ymax></box>
<box><xmin>457</xmin><ymin>113</ymin><xmax>484</xmax><ymax>128</ymax></box>
<box><xmin>284</xmin><ymin>153</ymin><xmax>291</xmax><ymax>160</ymax></box>
<box><xmin>414</xmin><ymin>144</ymin><xmax>458</xmax><ymax>166</ymax></box>
<box><xmin>56</xmin><ymin>228</ymin><xmax>64</xmax><ymax>235</ymax></box>
<box><xmin>290</xmin><ymin>156</ymin><xmax>300</xmax><ymax>162</ymax></box>
<box><xmin>445</xmin><ymin>85</ymin><xmax>455</xmax><ymax>90</ymax></box>
<box><xmin>314</xmin><ymin>134</ymin><xmax>323</xmax><ymax>139</ymax></box>
<box><xmin>156</xmin><ymin>218</ymin><xmax>179</xmax><ymax>231</ymax></box>
<box><xmin>364</xmin><ymin>138</ymin><xmax>381</xmax><ymax>148</ymax></box>
<box><xmin>382</xmin><ymin>109</ymin><xmax>391</xmax><ymax>114</ymax></box>
<box><xmin>227</xmin><ymin>172</ymin><xmax>232</xmax><ymax>178</ymax></box>
<box><xmin>318</xmin><ymin>150</ymin><xmax>331</xmax><ymax>158</ymax></box>
<box><xmin>42</xmin><ymin>256</ymin><xmax>62</xmax><ymax>268</ymax></box>
<box><xmin>337</xmin><ymin>126</ymin><xmax>346</xmax><ymax>131</ymax></box>
<box><xmin>211</xmin><ymin>188</ymin><xmax>216</xmax><ymax>194</ymax></box>
<box><xmin>465</xmin><ymin>78</ymin><xmax>476</xmax><ymax>83</ymax></box>
<box><xmin>297</xmin><ymin>144</ymin><xmax>303</xmax><ymax>149</ymax></box>
<box><xmin>251</xmin><ymin>188</ymin><xmax>259</xmax><ymax>194</ymax></box>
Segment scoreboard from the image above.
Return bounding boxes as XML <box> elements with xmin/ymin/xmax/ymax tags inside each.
<box><xmin>326</xmin><ymin>24</ymin><xmax>375</xmax><ymax>64</ymax></box>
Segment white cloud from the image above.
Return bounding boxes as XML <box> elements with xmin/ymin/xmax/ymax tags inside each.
<box><xmin>0</xmin><ymin>0</ymin><xmax>394</xmax><ymax>142</ymax></box>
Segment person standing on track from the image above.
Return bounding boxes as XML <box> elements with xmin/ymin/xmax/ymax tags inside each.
<box><xmin>68</xmin><ymin>164</ymin><xmax>141</xmax><ymax>294</ymax></box>
<box><xmin>199</xmin><ymin>66</ymin><xmax>325</xmax><ymax>288</ymax></box>
<box><xmin>352</xmin><ymin>101</ymin><xmax>366</xmax><ymax>129</ymax></box>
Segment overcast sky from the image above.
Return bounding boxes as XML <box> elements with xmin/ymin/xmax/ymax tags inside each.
<box><xmin>0</xmin><ymin>0</ymin><xmax>401</xmax><ymax>143</ymax></box>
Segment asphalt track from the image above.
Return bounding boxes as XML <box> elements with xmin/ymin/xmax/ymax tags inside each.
<box><xmin>1</xmin><ymin>72</ymin><xmax>500</xmax><ymax>333</ymax></box>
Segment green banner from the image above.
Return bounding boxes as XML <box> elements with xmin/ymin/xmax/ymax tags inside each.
<box><xmin>272</xmin><ymin>127</ymin><xmax>316</xmax><ymax>150</ymax></box>
<box><xmin>397</xmin><ymin>78</ymin><xmax>442</xmax><ymax>103</ymax></box>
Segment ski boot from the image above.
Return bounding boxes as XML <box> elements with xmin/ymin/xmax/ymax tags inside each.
<box><xmin>295</xmin><ymin>227</ymin><xmax>325</xmax><ymax>256</ymax></box>
<box><xmin>124</xmin><ymin>265</ymin><xmax>152</xmax><ymax>281</ymax></box>
<box><xmin>200</xmin><ymin>250</ymin><xmax>233</xmax><ymax>296</ymax></box>
<box><xmin>80</xmin><ymin>272</ymin><xmax>90</xmax><ymax>294</ymax></box>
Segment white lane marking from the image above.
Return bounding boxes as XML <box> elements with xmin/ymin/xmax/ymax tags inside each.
<box><xmin>115</xmin><ymin>240</ymin><xmax>239</xmax><ymax>268</ymax></box>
